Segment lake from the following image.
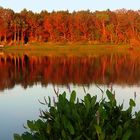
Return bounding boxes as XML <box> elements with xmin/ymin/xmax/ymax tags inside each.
<box><xmin>0</xmin><ymin>52</ymin><xmax>140</xmax><ymax>139</ymax></box>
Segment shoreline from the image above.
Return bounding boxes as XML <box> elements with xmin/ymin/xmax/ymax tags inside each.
<box><xmin>0</xmin><ymin>43</ymin><xmax>139</xmax><ymax>57</ymax></box>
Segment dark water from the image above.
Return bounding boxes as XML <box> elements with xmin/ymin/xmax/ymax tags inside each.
<box><xmin>0</xmin><ymin>53</ymin><xmax>140</xmax><ymax>139</ymax></box>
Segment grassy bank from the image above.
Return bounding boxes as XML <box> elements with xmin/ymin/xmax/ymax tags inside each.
<box><xmin>1</xmin><ymin>42</ymin><xmax>138</xmax><ymax>57</ymax></box>
<box><xmin>14</xmin><ymin>90</ymin><xmax>140</xmax><ymax>140</ymax></box>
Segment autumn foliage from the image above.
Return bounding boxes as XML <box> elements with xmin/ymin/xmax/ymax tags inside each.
<box><xmin>0</xmin><ymin>7</ymin><xmax>140</xmax><ymax>44</ymax></box>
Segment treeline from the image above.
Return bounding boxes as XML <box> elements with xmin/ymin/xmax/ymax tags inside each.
<box><xmin>0</xmin><ymin>7</ymin><xmax>140</xmax><ymax>44</ymax></box>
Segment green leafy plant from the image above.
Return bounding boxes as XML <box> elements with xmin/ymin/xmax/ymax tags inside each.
<box><xmin>14</xmin><ymin>90</ymin><xmax>140</xmax><ymax>140</ymax></box>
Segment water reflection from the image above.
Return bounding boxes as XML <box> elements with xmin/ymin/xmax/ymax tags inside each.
<box><xmin>0</xmin><ymin>53</ymin><xmax>140</xmax><ymax>91</ymax></box>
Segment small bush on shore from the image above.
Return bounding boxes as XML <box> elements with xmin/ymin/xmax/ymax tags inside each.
<box><xmin>14</xmin><ymin>90</ymin><xmax>140</xmax><ymax>140</ymax></box>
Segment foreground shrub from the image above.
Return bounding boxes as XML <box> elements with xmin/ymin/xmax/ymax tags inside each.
<box><xmin>14</xmin><ymin>90</ymin><xmax>140</xmax><ymax>140</ymax></box>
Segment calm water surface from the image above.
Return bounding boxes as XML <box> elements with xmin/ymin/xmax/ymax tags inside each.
<box><xmin>0</xmin><ymin>53</ymin><xmax>140</xmax><ymax>139</ymax></box>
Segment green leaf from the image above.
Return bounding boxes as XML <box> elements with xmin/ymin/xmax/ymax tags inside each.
<box><xmin>106</xmin><ymin>89</ymin><xmax>116</xmax><ymax>106</ymax></box>
<box><xmin>94</xmin><ymin>125</ymin><xmax>104</xmax><ymax>140</ymax></box>
<box><xmin>106</xmin><ymin>89</ymin><xmax>114</xmax><ymax>101</ymax></box>
<box><xmin>110</xmin><ymin>134</ymin><xmax>117</xmax><ymax>140</ymax></box>
<box><xmin>135</xmin><ymin>111</ymin><xmax>140</xmax><ymax>119</ymax></box>
<box><xmin>27</xmin><ymin>120</ymin><xmax>36</xmax><ymax>131</ymax></box>
<box><xmin>84</xmin><ymin>96</ymin><xmax>90</xmax><ymax>113</ymax></box>
<box><xmin>70</xmin><ymin>90</ymin><xmax>76</xmax><ymax>103</ymax></box>
<box><xmin>35</xmin><ymin>119</ymin><xmax>44</xmax><ymax>129</ymax></box>
<box><xmin>67</xmin><ymin>121</ymin><xmax>75</xmax><ymax>135</ymax></box>
<box><xmin>86</xmin><ymin>94</ymin><xmax>91</xmax><ymax>101</ymax></box>
<box><xmin>124</xmin><ymin>121</ymin><xmax>130</xmax><ymax>130</ymax></box>
<box><xmin>22</xmin><ymin>132</ymin><xmax>34</xmax><ymax>140</ymax></box>
<box><xmin>14</xmin><ymin>134</ymin><xmax>22</xmax><ymax>140</ymax></box>
<box><xmin>99</xmin><ymin>105</ymin><xmax>107</xmax><ymax>119</ymax></box>
<box><xmin>74</xmin><ymin>135</ymin><xmax>82</xmax><ymax>140</ymax></box>
<box><xmin>129</xmin><ymin>99</ymin><xmax>136</xmax><ymax>107</ymax></box>
<box><xmin>62</xmin><ymin>91</ymin><xmax>66</xmax><ymax>98</ymax></box>
<box><xmin>116</xmin><ymin>125</ymin><xmax>122</xmax><ymax>138</ymax></box>
<box><xmin>83</xmin><ymin>133</ymin><xmax>91</xmax><ymax>140</ymax></box>
<box><xmin>94</xmin><ymin>124</ymin><xmax>101</xmax><ymax>134</ymax></box>
<box><xmin>122</xmin><ymin>130</ymin><xmax>132</xmax><ymax>140</ymax></box>
<box><xmin>91</xmin><ymin>96</ymin><xmax>97</xmax><ymax>107</ymax></box>
<box><xmin>61</xmin><ymin>129</ymin><xmax>66</xmax><ymax>138</ymax></box>
<box><xmin>46</xmin><ymin>124</ymin><xmax>51</xmax><ymax>134</ymax></box>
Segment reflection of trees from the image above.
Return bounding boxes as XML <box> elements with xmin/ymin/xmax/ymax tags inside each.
<box><xmin>0</xmin><ymin>53</ymin><xmax>140</xmax><ymax>91</ymax></box>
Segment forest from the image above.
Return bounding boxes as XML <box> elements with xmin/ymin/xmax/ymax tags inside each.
<box><xmin>0</xmin><ymin>7</ymin><xmax>140</xmax><ymax>45</ymax></box>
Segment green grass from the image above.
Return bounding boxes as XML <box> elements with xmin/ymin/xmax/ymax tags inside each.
<box><xmin>2</xmin><ymin>42</ymin><xmax>137</xmax><ymax>57</ymax></box>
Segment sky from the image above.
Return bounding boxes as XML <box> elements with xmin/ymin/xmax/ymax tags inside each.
<box><xmin>0</xmin><ymin>0</ymin><xmax>140</xmax><ymax>13</ymax></box>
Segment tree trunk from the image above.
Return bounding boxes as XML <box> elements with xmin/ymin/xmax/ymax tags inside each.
<box><xmin>131</xmin><ymin>24</ymin><xmax>135</xmax><ymax>38</ymax></box>
<box><xmin>21</xmin><ymin>30</ymin><xmax>24</xmax><ymax>45</ymax></box>
<box><xmin>17</xmin><ymin>28</ymin><xmax>20</xmax><ymax>43</ymax></box>
<box><xmin>102</xmin><ymin>21</ymin><xmax>106</xmax><ymax>36</ymax></box>
<box><xmin>110</xmin><ymin>34</ymin><xmax>113</xmax><ymax>43</ymax></box>
<box><xmin>4</xmin><ymin>32</ymin><xmax>7</xmax><ymax>43</ymax></box>
<box><xmin>35</xmin><ymin>33</ymin><xmax>38</xmax><ymax>41</ymax></box>
<box><xmin>14</xmin><ymin>24</ymin><xmax>17</xmax><ymax>43</ymax></box>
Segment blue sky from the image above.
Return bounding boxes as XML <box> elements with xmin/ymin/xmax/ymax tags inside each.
<box><xmin>0</xmin><ymin>0</ymin><xmax>140</xmax><ymax>12</ymax></box>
